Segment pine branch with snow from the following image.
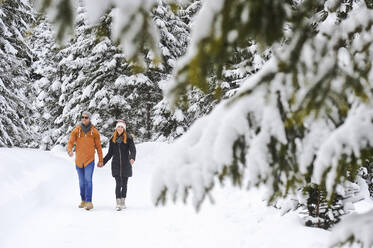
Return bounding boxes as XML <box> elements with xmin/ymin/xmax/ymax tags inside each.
<box><xmin>0</xmin><ymin>0</ymin><xmax>37</xmax><ymax>147</ymax></box>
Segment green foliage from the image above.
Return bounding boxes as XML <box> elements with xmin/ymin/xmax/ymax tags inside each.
<box><xmin>218</xmin><ymin>135</ymin><xmax>247</xmax><ymax>187</ymax></box>
<box><xmin>18</xmin><ymin>2</ymin><xmax>373</xmax><ymax>245</ymax></box>
<box><xmin>169</xmin><ymin>0</ymin><xmax>321</xmax><ymax>107</ymax></box>
<box><xmin>95</xmin><ymin>10</ymin><xmax>112</xmax><ymax>39</ymax></box>
<box><xmin>322</xmin><ymin>148</ymin><xmax>373</xmax><ymax>201</ymax></box>
<box><xmin>360</xmin><ymin>158</ymin><xmax>373</xmax><ymax>197</ymax></box>
<box><xmin>301</xmin><ymin>183</ymin><xmax>345</xmax><ymax>230</ymax></box>
<box><xmin>114</xmin><ymin>6</ymin><xmax>161</xmax><ymax>64</ymax></box>
<box><xmin>40</xmin><ymin>0</ymin><xmax>75</xmax><ymax>42</ymax></box>
<box><xmin>172</xmin><ymin>0</ymin><xmax>279</xmax><ymax>105</ymax></box>
<box><xmin>366</xmin><ymin>0</ymin><xmax>373</xmax><ymax>9</ymax></box>
<box><xmin>0</xmin><ymin>0</ymin><xmax>36</xmax><ymax>147</ymax></box>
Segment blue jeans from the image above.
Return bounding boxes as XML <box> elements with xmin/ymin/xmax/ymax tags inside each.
<box><xmin>76</xmin><ymin>161</ymin><xmax>94</xmax><ymax>202</ymax></box>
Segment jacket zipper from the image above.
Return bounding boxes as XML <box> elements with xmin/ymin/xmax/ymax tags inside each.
<box><xmin>118</xmin><ymin>143</ymin><xmax>122</xmax><ymax>178</ymax></box>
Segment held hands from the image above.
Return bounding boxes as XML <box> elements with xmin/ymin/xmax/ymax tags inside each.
<box><xmin>96</xmin><ymin>160</ymin><xmax>133</xmax><ymax>167</ymax></box>
<box><xmin>68</xmin><ymin>151</ymin><xmax>74</xmax><ymax>157</ymax></box>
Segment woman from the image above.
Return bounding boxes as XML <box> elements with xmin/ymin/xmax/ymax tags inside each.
<box><xmin>103</xmin><ymin>120</ymin><xmax>136</xmax><ymax>210</ymax></box>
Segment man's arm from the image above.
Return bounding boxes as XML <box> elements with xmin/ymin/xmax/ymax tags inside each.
<box><xmin>94</xmin><ymin>130</ymin><xmax>104</xmax><ymax>165</ymax></box>
<box><xmin>67</xmin><ymin>128</ymin><xmax>77</xmax><ymax>156</ymax></box>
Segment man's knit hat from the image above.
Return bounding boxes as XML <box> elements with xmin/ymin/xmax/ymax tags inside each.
<box><xmin>82</xmin><ymin>111</ymin><xmax>92</xmax><ymax>118</ymax></box>
<box><xmin>116</xmin><ymin>120</ymin><xmax>126</xmax><ymax>130</ymax></box>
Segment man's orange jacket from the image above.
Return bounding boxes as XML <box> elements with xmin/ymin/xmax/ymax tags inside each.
<box><xmin>67</xmin><ymin>124</ymin><xmax>103</xmax><ymax>168</ymax></box>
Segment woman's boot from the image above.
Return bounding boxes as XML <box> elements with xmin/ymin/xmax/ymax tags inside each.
<box><xmin>121</xmin><ymin>198</ymin><xmax>126</xmax><ymax>209</ymax></box>
<box><xmin>116</xmin><ymin>199</ymin><xmax>122</xmax><ymax>211</ymax></box>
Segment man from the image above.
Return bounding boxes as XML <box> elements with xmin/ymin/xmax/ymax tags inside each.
<box><xmin>67</xmin><ymin>111</ymin><xmax>104</xmax><ymax>210</ymax></box>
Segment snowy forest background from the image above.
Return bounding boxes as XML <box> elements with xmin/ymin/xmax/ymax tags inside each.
<box><xmin>2</xmin><ymin>0</ymin><xmax>373</xmax><ymax>247</ymax></box>
<box><xmin>1</xmin><ymin>0</ymin><xmax>267</xmax><ymax>149</ymax></box>
<box><xmin>1</xmin><ymin>0</ymin><xmax>204</xmax><ymax>147</ymax></box>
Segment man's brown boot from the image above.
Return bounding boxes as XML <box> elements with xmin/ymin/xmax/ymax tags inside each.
<box><xmin>85</xmin><ymin>202</ymin><xmax>93</xmax><ymax>210</ymax></box>
<box><xmin>78</xmin><ymin>201</ymin><xmax>85</xmax><ymax>208</ymax></box>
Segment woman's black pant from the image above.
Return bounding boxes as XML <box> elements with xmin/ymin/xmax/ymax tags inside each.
<box><xmin>115</xmin><ymin>176</ymin><xmax>129</xmax><ymax>199</ymax></box>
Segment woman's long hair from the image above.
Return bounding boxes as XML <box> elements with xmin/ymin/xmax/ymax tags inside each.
<box><xmin>112</xmin><ymin>130</ymin><xmax>127</xmax><ymax>144</ymax></box>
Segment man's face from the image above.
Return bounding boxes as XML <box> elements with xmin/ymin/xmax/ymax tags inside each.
<box><xmin>81</xmin><ymin>114</ymin><xmax>90</xmax><ymax>126</ymax></box>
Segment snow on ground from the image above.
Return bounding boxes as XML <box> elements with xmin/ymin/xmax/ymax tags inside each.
<box><xmin>0</xmin><ymin>142</ymin><xmax>371</xmax><ymax>248</ymax></box>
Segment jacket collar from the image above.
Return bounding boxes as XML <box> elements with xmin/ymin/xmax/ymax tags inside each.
<box><xmin>80</xmin><ymin>122</ymin><xmax>92</xmax><ymax>134</ymax></box>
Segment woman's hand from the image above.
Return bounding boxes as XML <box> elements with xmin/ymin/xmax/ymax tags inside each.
<box><xmin>130</xmin><ymin>159</ymin><xmax>135</xmax><ymax>166</ymax></box>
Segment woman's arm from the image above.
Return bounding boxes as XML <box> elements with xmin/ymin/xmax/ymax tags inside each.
<box><xmin>128</xmin><ymin>137</ymin><xmax>136</xmax><ymax>162</ymax></box>
<box><xmin>103</xmin><ymin>140</ymin><xmax>113</xmax><ymax>165</ymax></box>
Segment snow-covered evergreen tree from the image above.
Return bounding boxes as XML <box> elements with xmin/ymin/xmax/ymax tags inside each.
<box><xmin>153</xmin><ymin>1</ymin><xmax>373</xmax><ymax>246</ymax></box>
<box><xmin>55</xmin><ymin>8</ymin><xmax>131</xmax><ymax>146</ymax></box>
<box><xmin>31</xmin><ymin>0</ymin><xmax>373</xmax><ymax>245</ymax></box>
<box><xmin>28</xmin><ymin>16</ymin><xmax>62</xmax><ymax>150</ymax></box>
<box><xmin>152</xmin><ymin>1</ymin><xmax>270</xmax><ymax>142</ymax></box>
<box><xmin>150</xmin><ymin>0</ymin><xmax>199</xmax><ymax>141</ymax></box>
<box><xmin>0</xmin><ymin>0</ymin><xmax>37</xmax><ymax>147</ymax></box>
<box><xmin>298</xmin><ymin>184</ymin><xmax>345</xmax><ymax>229</ymax></box>
<box><xmin>361</xmin><ymin>160</ymin><xmax>373</xmax><ymax>197</ymax></box>
<box><xmin>113</xmin><ymin>73</ymin><xmax>161</xmax><ymax>140</ymax></box>
<box><xmin>36</xmin><ymin>1</ymin><xmax>197</xmax><ymax>144</ymax></box>
<box><xmin>152</xmin><ymin>77</ymin><xmax>188</xmax><ymax>141</ymax></box>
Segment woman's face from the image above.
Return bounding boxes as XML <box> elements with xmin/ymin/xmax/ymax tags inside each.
<box><xmin>116</xmin><ymin>126</ymin><xmax>124</xmax><ymax>135</ymax></box>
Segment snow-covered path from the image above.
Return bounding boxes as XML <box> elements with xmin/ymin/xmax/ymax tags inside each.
<box><xmin>0</xmin><ymin>143</ymin><xmax>369</xmax><ymax>248</ymax></box>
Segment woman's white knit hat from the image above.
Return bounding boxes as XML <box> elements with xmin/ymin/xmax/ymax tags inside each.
<box><xmin>116</xmin><ymin>120</ymin><xmax>126</xmax><ymax>130</ymax></box>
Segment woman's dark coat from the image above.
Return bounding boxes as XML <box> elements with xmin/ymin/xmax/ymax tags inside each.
<box><xmin>103</xmin><ymin>135</ymin><xmax>136</xmax><ymax>177</ymax></box>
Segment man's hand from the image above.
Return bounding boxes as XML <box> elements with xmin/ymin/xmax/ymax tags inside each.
<box><xmin>130</xmin><ymin>159</ymin><xmax>135</xmax><ymax>166</ymax></box>
<box><xmin>68</xmin><ymin>151</ymin><xmax>73</xmax><ymax>157</ymax></box>
<box><xmin>97</xmin><ymin>161</ymin><xmax>104</xmax><ymax>167</ymax></box>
